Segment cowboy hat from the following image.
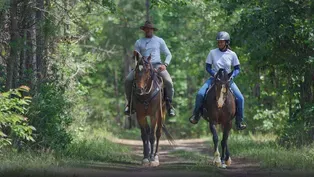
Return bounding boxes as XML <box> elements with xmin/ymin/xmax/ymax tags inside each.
<box><xmin>140</xmin><ymin>21</ymin><xmax>158</xmax><ymax>31</ymax></box>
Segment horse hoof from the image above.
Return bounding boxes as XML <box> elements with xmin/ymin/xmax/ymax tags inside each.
<box><xmin>212</xmin><ymin>156</ymin><xmax>221</xmax><ymax>167</ymax></box>
<box><xmin>225</xmin><ymin>157</ymin><xmax>232</xmax><ymax>166</ymax></box>
<box><xmin>142</xmin><ymin>158</ymin><xmax>150</xmax><ymax>166</ymax></box>
<box><xmin>150</xmin><ymin>155</ymin><xmax>159</xmax><ymax>167</ymax></box>
<box><xmin>219</xmin><ymin>163</ymin><xmax>227</xmax><ymax>169</ymax></box>
<box><xmin>213</xmin><ymin>160</ymin><xmax>221</xmax><ymax>167</ymax></box>
<box><xmin>150</xmin><ymin>160</ymin><xmax>160</xmax><ymax>167</ymax></box>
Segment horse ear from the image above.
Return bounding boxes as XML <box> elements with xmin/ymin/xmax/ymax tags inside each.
<box><xmin>148</xmin><ymin>54</ymin><xmax>152</xmax><ymax>62</ymax></box>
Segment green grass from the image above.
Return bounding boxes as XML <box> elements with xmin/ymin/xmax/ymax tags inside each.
<box><xmin>0</xmin><ymin>127</ymin><xmax>133</xmax><ymax>175</ymax></box>
<box><xmin>0</xmin><ymin>150</ymin><xmax>57</xmax><ymax>172</ymax></box>
<box><xmin>62</xmin><ymin>129</ymin><xmax>132</xmax><ymax>163</ymax></box>
<box><xmin>203</xmin><ymin>132</ymin><xmax>314</xmax><ymax>170</ymax></box>
<box><xmin>2</xmin><ymin>126</ymin><xmax>314</xmax><ymax>175</ymax></box>
<box><xmin>113</xmin><ymin>128</ymin><xmax>141</xmax><ymax>140</ymax></box>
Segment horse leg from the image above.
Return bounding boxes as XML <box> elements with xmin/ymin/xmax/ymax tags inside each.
<box><xmin>155</xmin><ymin>125</ymin><xmax>161</xmax><ymax>158</ymax></box>
<box><xmin>149</xmin><ymin>116</ymin><xmax>158</xmax><ymax>166</ymax></box>
<box><xmin>140</xmin><ymin>118</ymin><xmax>150</xmax><ymax>166</ymax></box>
<box><xmin>209</xmin><ymin>122</ymin><xmax>221</xmax><ymax>167</ymax></box>
<box><xmin>224</xmin><ymin>123</ymin><xmax>232</xmax><ymax>166</ymax></box>
<box><xmin>220</xmin><ymin>123</ymin><xmax>231</xmax><ymax>168</ymax></box>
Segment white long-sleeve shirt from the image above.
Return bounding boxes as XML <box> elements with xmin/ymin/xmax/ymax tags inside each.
<box><xmin>134</xmin><ymin>35</ymin><xmax>172</xmax><ymax>65</ymax></box>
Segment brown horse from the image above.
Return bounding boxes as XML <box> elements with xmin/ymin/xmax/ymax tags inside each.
<box><xmin>202</xmin><ymin>68</ymin><xmax>235</xmax><ymax>168</ymax></box>
<box><xmin>131</xmin><ymin>50</ymin><xmax>174</xmax><ymax>167</ymax></box>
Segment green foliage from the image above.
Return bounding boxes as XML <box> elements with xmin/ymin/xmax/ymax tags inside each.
<box><xmin>27</xmin><ymin>83</ymin><xmax>72</xmax><ymax>151</ymax></box>
<box><xmin>0</xmin><ymin>86</ymin><xmax>35</xmax><ymax>149</ymax></box>
<box><xmin>3</xmin><ymin>0</ymin><xmax>312</xmax><ymax>153</ymax></box>
<box><xmin>0</xmin><ymin>0</ymin><xmax>10</xmax><ymax>11</ymax></box>
<box><xmin>278</xmin><ymin>104</ymin><xmax>314</xmax><ymax>147</ymax></box>
<box><xmin>151</xmin><ymin>0</ymin><xmax>190</xmax><ymax>7</ymax></box>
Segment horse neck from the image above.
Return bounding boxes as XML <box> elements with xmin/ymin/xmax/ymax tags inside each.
<box><xmin>142</xmin><ymin>69</ymin><xmax>156</xmax><ymax>94</ymax></box>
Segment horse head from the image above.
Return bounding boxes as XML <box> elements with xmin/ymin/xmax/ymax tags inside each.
<box><xmin>214</xmin><ymin>68</ymin><xmax>233</xmax><ymax>108</ymax></box>
<box><xmin>133</xmin><ymin>50</ymin><xmax>153</xmax><ymax>95</ymax></box>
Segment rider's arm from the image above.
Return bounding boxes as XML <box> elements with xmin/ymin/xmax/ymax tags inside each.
<box><xmin>232</xmin><ymin>52</ymin><xmax>240</xmax><ymax>78</ymax></box>
<box><xmin>160</xmin><ymin>39</ymin><xmax>172</xmax><ymax>67</ymax></box>
<box><xmin>232</xmin><ymin>65</ymin><xmax>240</xmax><ymax>78</ymax></box>
<box><xmin>206</xmin><ymin>51</ymin><xmax>216</xmax><ymax>77</ymax></box>
<box><xmin>206</xmin><ymin>63</ymin><xmax>216</xmax><ymax>77</ymax></box>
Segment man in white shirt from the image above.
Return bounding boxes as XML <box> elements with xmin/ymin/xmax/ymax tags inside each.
<box><xmin>124</xmin><ymin>21</ymin><xmax>175</xmax><ymax>117</ymax></box>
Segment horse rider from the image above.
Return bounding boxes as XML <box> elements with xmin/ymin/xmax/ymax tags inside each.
<box><xmin>189</xmin><ymin>31</ymin><xmax>247</xmax><ymax>130</ymax></box>
<box><xmin>124</xmin><ymin>21</ymin><xmax>176</xmax><ymax>117</ymax></box>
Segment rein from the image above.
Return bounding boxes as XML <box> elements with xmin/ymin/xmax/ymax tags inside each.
<box><xmin>133</xmin><ymin>57</ymin><xmax>162</xmax><ymax>110</ymax></box>
<box><xmin>134</xmin><ymin>57</ymin><xmax>156</xmax><ymax>95</ymax></box>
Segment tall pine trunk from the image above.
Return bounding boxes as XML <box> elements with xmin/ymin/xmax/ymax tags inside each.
<box><xmin>36</xmin><ymin>0</ymin><xmax>44</xmax><ymax>83</ymax></box>
<box><xmin>5</xmin><ymin>0</ymin><xmax>19</xmax><ymax>90</ymax></box>
<box><xmin>30</xmin><ymin>0</ymin><xmax>37</xmax><ymax>90</ymax></box>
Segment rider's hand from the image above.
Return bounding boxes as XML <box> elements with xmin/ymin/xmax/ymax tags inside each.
<box><xmin>158</xmin><ymin>65</ymin><xmax>167</xmax><ymax>72</ymax></box>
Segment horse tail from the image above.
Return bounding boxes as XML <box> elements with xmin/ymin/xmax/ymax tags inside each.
<box><xmin>162</xmin><ymin>123</ymin><xmax>176</xmax><ymax>147</ymax></box>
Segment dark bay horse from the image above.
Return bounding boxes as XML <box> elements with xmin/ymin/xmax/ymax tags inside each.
<box><xmin>131</xmin><ymin>50</ymin><xmax>174</xmax><ymax>167</ymax></box>
<box><xmin>202</xmin><ymin>68</ymin><xmax>236</xmax><ymax>168</ymax></box>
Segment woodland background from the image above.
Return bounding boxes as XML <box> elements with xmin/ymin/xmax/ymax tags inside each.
<box><xmin>0</xmin><ymin>0</ymin><xmax>313</xmax><ymax>170</ymax></box>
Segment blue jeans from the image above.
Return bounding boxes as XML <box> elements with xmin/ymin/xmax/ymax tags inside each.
<box><xmin>193</xmin><ymin>78</ymin><xmax>244</xmax><ymax>122</ymax></box>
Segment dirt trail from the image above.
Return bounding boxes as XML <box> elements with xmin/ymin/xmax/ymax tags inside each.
<box><xmin>108</xmin><ymin>138</ymin><xmax>314</xmax><ymax>177</ymax></box>
<box><xmin>5</xmin><ymin>138</ymin><xmax>314</xmax><ymax>177</ymax></box>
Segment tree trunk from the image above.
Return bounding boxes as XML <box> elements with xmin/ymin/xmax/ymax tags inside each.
<box><xmin>5</xmin><ymin>0</ymin><xmax>19</xmax><ymax>90</ymax></box>
<box><xmin>30</xmin><ymin>1</ymin><xmax>37</xmax><ymax>90</ymax></box>
<box><xmin>187</xmin><ymin>75</ymin><xmax>194</xmax><ymax>111</ymax></box>
<box><xmin>114</xmin><ymin>68</ymin><xmax>121</xmax><ymax>124</ymax></box>
<box><xmin>0</xmin><ymin>9</ymin><xmax>10</xmax><ymax>78</ymax></box>
<box><xmin>146</xmin><ymin>0</ymin><xmax>150</xmax><ymax>21</ymax></box>
<box><xmin>42</xmin><ymin>0</ymin><xmax>50</xmax><ymax>79</ymax></box>
<box><xmin>288</xmin><ymin>71</ymin><xmax>293</xmax><ymax>120</ymax></box>
<box><xmin>36</xmin><ymin>0</ymin><xmax>44</xmax><ymax>82</ymax></box>
<box><xmin>300</xmin><ymin>69</ymin><xmax>314</xmax><ymax>109</ymax></box>
<box><xmin>123</xmin><ymin>47</ymin><xmax>134</xmax><ymax>129</ymax></box>
<box><xmin>19</xmin><ymin>29</ymin><xmax>27</xmax><ymax>85</ymax></box>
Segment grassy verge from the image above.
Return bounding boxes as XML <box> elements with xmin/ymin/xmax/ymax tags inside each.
<box><xmin>197</xmin><ymin>132</ymin><xmax>314</xmax><ymax>170</ymax></box>
<box><xmin>0</xmin><ymin>127</ymin><xmax>133</xmax><ymax>175</ymax></box>
<box><xmin>226</xmin><ymin>132</ymin><xmax>314</xmax><ymax>170</ymax></box>
<box><xmin>0</xmin><ymin>150</ymin><xmax>57</xmax><ymax>173</ymax></box>
<box><xmin>62</xmin><ymin>127</ymin><xmax>132</xmax><ymax>163</ymax></box>
<box><xmin>112</xmin><ymin>128</ymin><xmax>141</xmax><ymax>140</ymax></box>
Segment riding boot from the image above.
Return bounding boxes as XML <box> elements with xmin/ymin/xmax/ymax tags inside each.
<box><xmin>165</xmin><ymin>97</ymin><xmax>176</xmax><ymax>117</ymax></box>
<box><xmin>189</xmin><ymin>90</ymin><xmax>204</xmax><ymax>124</ymax></box>
<box><xmin>189</xmin><ymin>113</ymin><xmax>200</xmax><ymax>124</ymax></box>
<box><xmin>235</xmin><ymin>116</ymin><xmax>247</xmax><ymax>130</ymax></box>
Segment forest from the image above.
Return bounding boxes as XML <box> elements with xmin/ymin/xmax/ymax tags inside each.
<box><xmin>0</xmin><ymin>0</ymin><xmax>313</xmax><ymax>176</ymax></box>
